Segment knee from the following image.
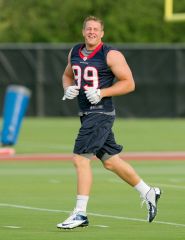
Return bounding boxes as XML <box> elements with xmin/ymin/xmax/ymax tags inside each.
<box><xmin>103</xmin><ymin>159</ymin><xmax>114</xmax><ymax>171</ymax></box>
<box><xmin>72</xmin><ymin>154</ymin><xmax>90</xmax><ymax>169</ymax></box>
<box><xmin>73</xmin><ymin>155</ymin><xmax>81</xmax><ymax>168</ymax></box>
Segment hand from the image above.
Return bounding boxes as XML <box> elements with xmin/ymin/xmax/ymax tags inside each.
<box><xmin>85</xmin><ymin>88</ymin><xmax>102</xmax><ymax>105</ymax></box>
<box><xmin>63</xmin><ymin>86</ymin><xmax>79</xmax><ymax>100</ymax></box>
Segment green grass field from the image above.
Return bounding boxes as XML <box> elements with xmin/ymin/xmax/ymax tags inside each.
<box><xmin>0</xmin><ymin>118</ymin><xmax>185</xmax><ymax>240</ymax></box>
<box><xmin>13</xmin><ymin>117</ymin><xmax>185</xmax><ymax>153</ymax></box>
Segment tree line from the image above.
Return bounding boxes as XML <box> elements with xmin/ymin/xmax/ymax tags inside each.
<box><xmin>0</xmin><ymin>0</ymin><xmax>185</xmax><ymax>43</ymax></box>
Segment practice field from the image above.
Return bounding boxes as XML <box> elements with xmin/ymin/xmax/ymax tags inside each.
<box><xmin>8</xmin><ymin>117</ymin><xmax>185</xmax><ymax>153</ymax></box>
<box><xmin>0</xmin><ymin>118</ymin><xmax>185</xmax><ymax>240</ymax></box>
<box><xmin>0</xmin><ymin>160</ymin><xmax>185</xmax><ymax>240</ymax></box>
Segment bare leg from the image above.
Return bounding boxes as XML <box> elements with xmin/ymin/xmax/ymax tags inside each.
<box><xmin>73</xmin><ymin>154</ymin><xmax>93</xmax><ymax>195</ymax></box>
<box><xmin>102</xmin><ymin>154</ymin><xmax>140</xmax><ymax>186</ymax></box>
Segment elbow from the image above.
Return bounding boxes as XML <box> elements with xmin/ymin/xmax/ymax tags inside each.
<box><xmin>132</xmin><ymin>81</ymin><xmax>136</xmax><ymax>92</ymax></box>
<box><xmin>128</xmin><ymin>80</ymin><xmax>135</xmax><ymax>93</ymax></box>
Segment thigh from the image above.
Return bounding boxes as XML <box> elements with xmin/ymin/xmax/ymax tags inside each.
<box><xmin>73</xmin><ymin>114</ymin><xmax>114</xmax><ymax>155</ymax></box>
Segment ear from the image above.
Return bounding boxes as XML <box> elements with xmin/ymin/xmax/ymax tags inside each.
<box><xmin>101</xmin><ymin>30</ymin><xmax>104</xmax><ymax>38</ymax></box>
<box><xmin>82</xmin><ymin>29</ymin><xmax>85</xmax><ymax>37</ymax></box>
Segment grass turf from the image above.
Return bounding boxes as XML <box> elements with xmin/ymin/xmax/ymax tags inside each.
<box><xmin>0</xmin><ymin>117</ymin><xmax>185</xmax><ymax>239</ymax></box>
<box><xmin>10</xmin><ymin>117</ymin><xmax>185</xmax><ymax>153</ymax></box>
<box><xmin>0</xmin><ymin>160</ymin><xmax>185</xmax><ymax>240</ymax></box>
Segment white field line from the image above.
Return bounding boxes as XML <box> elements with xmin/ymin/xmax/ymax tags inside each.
<box><xmin>92</xmin><ymin>224</ymin><xmax>109</xmax><ymax>228</ymax></box>
<box><xmin>151</xmin><ymin>183</ymin><xmax>185</xmax><ymax>190</ymax></box>
<box><xmin>3</xmin><ymin>225</ymin><xmax>21</xmax><ymax>229</ymax></box>
<box><xmin>109</xmin><ymin>179</ymin><xmax>185</xmax><ymax>190</ymax></box>
<box><xmin>0</xmin><ymin>203</ymin><xmax>185</xmax><ymax>228</ymax></box>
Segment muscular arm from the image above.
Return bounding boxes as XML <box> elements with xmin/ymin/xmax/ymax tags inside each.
<box><xmin>100</xmin><ymin>50</ymin><xmax>135</xmax><ymax>98</ymax></box>
<box><xmin>62</xmin><ymin>51</ymin><xmax>74</xmax><ymax>91</ymax></box>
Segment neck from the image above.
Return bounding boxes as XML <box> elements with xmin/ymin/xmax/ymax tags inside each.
<box><xmin>85</xmin><ymin>42</ymin><xmax>102</xmax><ymax>51</ymax></box>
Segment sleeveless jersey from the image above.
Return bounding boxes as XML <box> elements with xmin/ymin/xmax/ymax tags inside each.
<box><xmin>70</xmin><ymin>42</ymin><xmax>116</xmax><ymax>114</ymax></box>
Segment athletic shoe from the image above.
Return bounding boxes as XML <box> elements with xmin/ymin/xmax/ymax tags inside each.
<box><xmin>57</xmin><ymin>210</ymin><xmax>89</xmax><ymax>229</ymax></box>
<box><xmin>142</xmin><ymin>187</ymin><xmax>161</xmax><ymax>222</ymax></box>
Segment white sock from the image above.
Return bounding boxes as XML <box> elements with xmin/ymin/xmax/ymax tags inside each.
<box><xmin>75</xmin><ymin>195</ymin><xmax>89</xmax><ymax>213</ymax></box>
<box><xmin>134</xmin><ymin>180</ymin><xmax>151</xmax><ymax>198</ymax></box>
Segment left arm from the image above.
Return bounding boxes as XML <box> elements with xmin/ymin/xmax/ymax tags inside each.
<box><xmin>85</xmin><ymin>50</ymin><xmax>135</xmax><ymax>104</ymax></box>
<box><xmin>100</xmin><ymin>50</ymin><xmax>135</xmax><ymax>98</ymax></box>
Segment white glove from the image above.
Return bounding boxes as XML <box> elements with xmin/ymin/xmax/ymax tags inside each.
<box><xmin>63</xmin><ymin>86</ymin><xmax>79</xmax><ymax>100</ymax></box>
<box><xmin>85</xmin><ymin>88</ymin><xmax>102</xmax><ymax>105</ymax></box>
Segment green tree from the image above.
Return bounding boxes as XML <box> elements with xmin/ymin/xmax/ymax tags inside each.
<box><xmin>0</xmin><ymin>0</ymin><xmax>185</xmax><ymax>43</ymax></box>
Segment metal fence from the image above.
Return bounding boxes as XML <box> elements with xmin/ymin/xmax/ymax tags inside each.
<box><xmin>0</xmin><ymin>43</ymin><xmax>185</xmax><ymax>117</ymax></box>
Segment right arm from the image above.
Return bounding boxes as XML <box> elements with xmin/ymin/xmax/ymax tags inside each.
<box><xmin>62</xmin><ymin>50</ymin><xmax>79</xmax><ymax>100</ymax></box>
<box><xmin>62</xmin><ymin>50</ymin><xmax>74</xmax><ymax>91</ymax></box>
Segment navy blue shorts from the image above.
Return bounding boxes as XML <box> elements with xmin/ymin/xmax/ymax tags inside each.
<box><xmin>73</xmin><ymin>113</ymin><xmax>123</xmax><ymax>160</ymax></box>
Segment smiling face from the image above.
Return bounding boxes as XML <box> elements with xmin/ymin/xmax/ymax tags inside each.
<box><xmin>82</xmin><ymin>20</ymin><xmax>104</xmax><ymax>50</ymax></box>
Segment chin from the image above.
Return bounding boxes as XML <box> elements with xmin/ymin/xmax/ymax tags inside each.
<box><xmin>86</xmin><ymin>41</ymin><xmax>98</xmax><ymax>48</ymax></box>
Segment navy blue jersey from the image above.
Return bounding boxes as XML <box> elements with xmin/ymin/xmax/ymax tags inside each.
<box><xmin>70</xmin><ymin>43</ymin><xmax>116</xmax><ymax>113</ymax></box>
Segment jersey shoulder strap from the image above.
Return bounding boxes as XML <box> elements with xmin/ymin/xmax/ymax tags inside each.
<box><xmin>102</xmin><ymin>44</ymin><xmax>118</xmax><ymax>55</ymax></box>
<box><xmin>71</xmin><ymin>43</ymin><xmax>84</xmax><ymax>57</ymax></box>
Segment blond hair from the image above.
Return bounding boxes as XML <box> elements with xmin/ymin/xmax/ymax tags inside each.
<box><xmin>83</xmin><ymin>16</ymin><xmax>104</xmax><ymax>30</ymax></box>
